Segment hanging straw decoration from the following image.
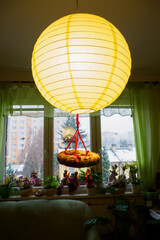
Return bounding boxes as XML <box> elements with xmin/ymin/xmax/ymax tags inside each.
<box><xmin>57</xmin><ymin>114</ymin><xmax>100</xmax><ymax>167</ymax></box>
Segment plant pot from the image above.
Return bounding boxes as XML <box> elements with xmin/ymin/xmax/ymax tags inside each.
<box><xmin>0</xmin><ymin>187</ymin><xmax>11</xmax><ymax>199</ymax></box>
<box><xmin>87</xmin><ymin>187</ymin><xmax>96</xmax><ymax>196</ymax></box>
<box><xmin>131</xmin><ymin>184</ymin><xmax>141</xmax><ymax>194</ymax></box>
<box><xmin>69</xmin><ymin>190</ymin><xmax>75</xmax><ymax>195</ymax></box>
<box><xmin>20</xmin><ymin>188</ymin><xmax>32</xmax><ymax>197</ymax></box>
<box><xmin>126</xmin><ymin>183</ymin><xmax>132</xmax><ymax>193</ymax></box>
<box><xmin>32</xmin><ymin>186</ymin><xmax>44</xmax><ymax>194</ymax></box>
<box><xmin>76</xmin><ymin>185</ymin><xmax>87</xmax><ymax>194</ymax></box>
<box><xmin>61</xmin><ymin>185</ymin><xmax>69</xmax><ymax>194</ymax></box>
<box><xmin>44</xmin><ymin>188</ymin><xmax>57</xmax><ymax>196</ymax></box>
<box><xmin>117</xmin><ymin>186</ymin><xmax>126</xmax><ymax>194</ymax></box>
<box><xmin>11</xmin><ymin>187</ymin><xmax>20</xmax><ymax>196</ymax></box>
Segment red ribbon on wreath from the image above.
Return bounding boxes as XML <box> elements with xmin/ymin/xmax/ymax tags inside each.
<box><xmin>65</xmin><ymin>114</ymin><xmax>89</xmax><ymax>162</ymax></box>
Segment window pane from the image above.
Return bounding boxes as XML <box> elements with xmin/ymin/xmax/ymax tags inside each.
<box><xmin>53</xmin><ymin>109</ymin><xmax>91</xmax><ymax>180</ymax></box>
<box><xmin>101</xmin><ymin>110</ymin><xmax>136</xmax><ymax>182</ymax></box>
<box><xmin>6</xmin><ymin>115</ymin><xmax>44</xmax><ymax>179</ymax></box>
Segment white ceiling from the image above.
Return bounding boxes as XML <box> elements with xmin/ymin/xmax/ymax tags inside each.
<box><xmin>1</xmin><ymin>0</ymin><xmax>160</xmax><ymax>81</ymax></box>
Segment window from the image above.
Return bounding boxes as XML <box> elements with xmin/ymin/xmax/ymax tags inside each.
<box><xmin>53</xmin><ymin>109</ymin><xmax>91</xmax><ymax>179</ymax></box>
<box><xmin>101</xmin><ymin>109</ymin><xmax>136</xmax><ymax>182</ymax></box>
<box><xmin>12</xmin><ymin>132</ymin><xmax>17</xmax><ymax>136</ymax></box>
<box><xmin>6</xmin><ymin>114</ymin><xmax>44</xmax><ymax>179</ymax></box>
<box><xmin>2</xmin><ymin>88</ymin><xmax>136</xmax><ymax>187</ymax></box>
<box><xmin>19</xmin><ymin>144</ymin><xmax>24</xmax><ymax>147</ymax></box>
<box><xmin>20</xmin><ymin>137</ymin><xmax>25</xmax><ymax>141</ymax></box>
<box><xmin>5</xmin><ymin>108</ymin><xmax>136</xmax><ymax>184</ymax></box>
<box><xmin>12</xmin><ymin>138</ymin><xmax>16</xmax><ymax>142</ymax></box>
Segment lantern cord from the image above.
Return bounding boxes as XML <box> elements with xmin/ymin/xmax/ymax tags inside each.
<box><xmin>65</xmin><ymin>114</ymin><xmax>89</xmax><ymax>161</ymax></box>
<box><xmin>76</xmin><ymin>0</ymin><xmax>79</xmax><ymax>13</ymax></box>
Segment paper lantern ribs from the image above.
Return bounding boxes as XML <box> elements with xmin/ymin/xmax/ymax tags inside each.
<box><xmin>31</xmin><ymin>13</ymin><xmax>131</xmax><ymax>167</ymax></box>
<box><xmin>32</xmin><ymin>13</ymin><xmax>131</xmax><ymax>115</ymax></box>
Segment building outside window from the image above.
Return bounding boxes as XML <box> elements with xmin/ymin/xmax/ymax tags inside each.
<box><xmin>101</xmin><ymin>109</ymin><xmax>136</xmax><ymax>182</ymax></box>
<box><xmin>5</xmin><ymin>113</ymin><xmax>44</xmax><ymax>179</ymax></box>
<box><xmin>12</xmin><ymin>132</ymin><xmax>17</xmax><ymax>136</ymax></box>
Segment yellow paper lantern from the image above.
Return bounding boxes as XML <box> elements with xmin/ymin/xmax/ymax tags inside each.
<box><xmin>32</xmin><ymin>13</ymin><xmax>131</xmax><ymax>114</ymax></box>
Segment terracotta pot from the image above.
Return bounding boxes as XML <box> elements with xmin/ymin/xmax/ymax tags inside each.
<box><xmin>117</xmin><ymin>187</ymin><xmax>126</xmax><ymax>194</ymax></box>
<box><xmin>131</xmin><ymin>184</ymin><xmax>141</xmax><ymax>194</ymax></box>
<box><xmin>87</xmin><ymin>187</ymin><xmax>96</xmax><ymax>196</ymax></box>
<box><xmin>20</xmin><ymin>188</ymin><xmax>32</xmax><ymax>197</ymax></box>
<box><xmin>44</xmin><ymin>188</ymin><xmax>57</xmax><ymax>196</ymax></box>
<box><xmin>32</xmin><ymin>186</ymin><xmax>44</xmax><ymax>194</ymax></box>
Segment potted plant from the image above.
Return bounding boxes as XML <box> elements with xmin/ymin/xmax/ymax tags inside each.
<box><xmin>108</xmin><ymin>164</ymin><xmax>118</xmax><ymax>182</ymax></box>
<box><xmin>18</xmin><ymin>177</ymin><xmax>32</xmax><ymax>197</ymax></box>
<box><xmin>108</xmin><ymin>164</ymin><xmax>127</xmax><ymax>194</ymax></box>
<box><xmin>30</xmin><ymin>171</ymin><xmax>43</xmax><ymax>194</ymax></box>
<box><xmin>90</xmin><ymin>167</ymin><xmax>102</xmax><ymax>191</ymax></box>
<box><xmin>43</xmin><ymin>176</ymin><xmax>60</xmax><ymax>196</ymax></box>
<box><xmin>0</xmin><ymin>177</ymin><xmax>13</xmax><ymax>199</ymax></box>
<box><xmin>31</xmin><ymin>171</ymin><xmax>43</xmax><ymax>186</ymax></box>
<box><xmin>126</xmin><ymin>161</ymin><xmax>138</xmax><ymax>181</ymax></box>
<box><xmin>126</xmin><ymin>161</ymin><xmax>142</xmax><ymax>194</ymax></box>
<box><xmin>84</xmin><ymin>195</ymin><xmax>133</xmax><ymax>240</ymax></box>
<box><xmin>129</xmin><ymin>176</ymin><xmax>142</xmax><ymax>194</ymax></box>
<box><xmin>79</xmin><ymin>169</ymin><xmax>86</xmax><ymax>185</ymax></box>
<box><xmin>79</xmin><ymin>167</ymin><xmax>102</xmax><ymax>195</ymax></box>
<box><xmin>108</xmin><ymin>176</ymin><xmax>128</xmax><ymax>194</ymax></box>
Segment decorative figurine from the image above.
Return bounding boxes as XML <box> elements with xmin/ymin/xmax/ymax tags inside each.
<box><xmin>74</xmin><ymin>171</ymin><xmax>80</xmax><ymax>189</ymax></box>
<box><xmin>85</xmin><ymin>168</ymin><xmax>93</xmax><ymax>188</ymax></box>
<box><xmin>61</xmin><ymin>169</ymin><xmax>70</xmax><ymax>185</ymax></box>
<box><xmin>68</xmin><ymin>171</ymin><xmax>80</xmax><ymax>194</ymax></box>
<box><xmin>30</xmin><ymin>171</ymin><xmax>37</xmax><ymax>184</ymax></box>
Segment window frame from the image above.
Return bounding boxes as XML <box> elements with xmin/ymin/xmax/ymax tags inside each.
<box><xmin>2</xmin><ymin>105</ymin><xmax>135</xmax><ymax>182</ymax></box>
<box><xmin>4</xmin><ymin>110</ymin><xmax>45</xmax><ymax>180</ymax></box>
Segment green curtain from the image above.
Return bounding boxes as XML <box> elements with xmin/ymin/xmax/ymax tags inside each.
<box><xmin>1</xmin><ymin>83</ymin><xmax>54</xmax><ymax>117</ymax></box>
<box><xmin>0</xmin><ymin>82</ymin><xmax>132</xmax><ymax>118</ymax></box>
<box><xmin>130</xmin><ymin>83</ymin><xmax>160</xmax><ymax>191</ymax></box>
<box><xmin>0</xmin><ymin>87</ymin><xmax>5</xmax><ymax>183</ymax></box>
